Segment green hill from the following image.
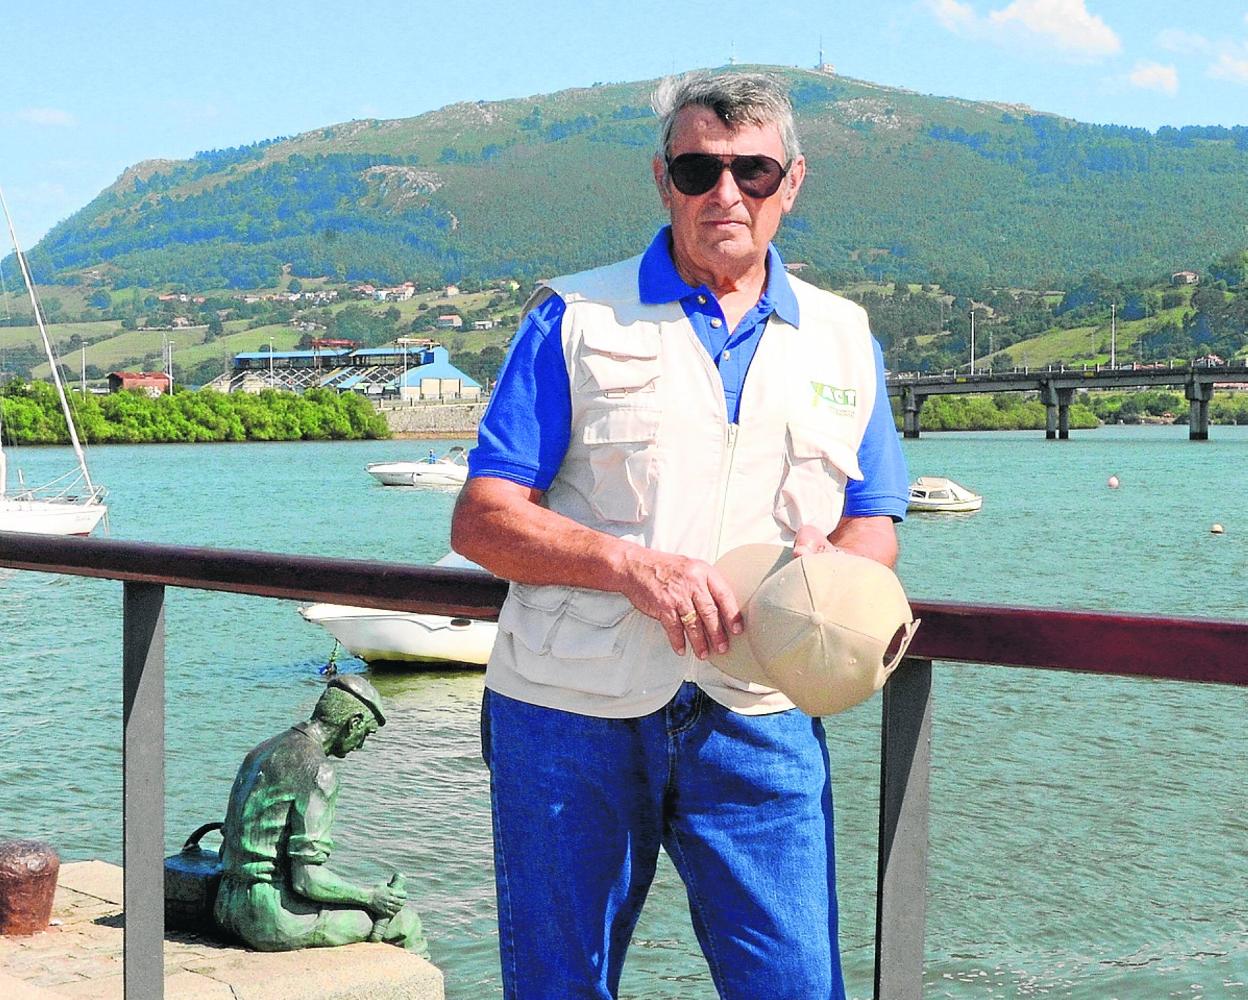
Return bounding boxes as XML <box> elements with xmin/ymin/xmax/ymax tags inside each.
<box><xmin>13</xmin><ymin>65</ymin><xmax>1248</xmax><ymax>291</ymax></box>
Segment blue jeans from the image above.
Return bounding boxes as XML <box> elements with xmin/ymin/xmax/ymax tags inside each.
<box><xmin>481</xmin><ymin>682</ymin><xmax>846</xmax><ymax>1000</ymax></box>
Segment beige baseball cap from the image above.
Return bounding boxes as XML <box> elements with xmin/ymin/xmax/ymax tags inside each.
<box><xmin>709</xmin><ymin>543</ymin><xmax>920</xmax><ymax>716</ymax></box>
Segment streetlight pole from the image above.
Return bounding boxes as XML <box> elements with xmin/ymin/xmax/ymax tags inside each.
<box><xmin>160</xmin><ymin>333</ymin><xmax>174</xmax><ymax>394</ymax></box>
<box><xmin>269</xmin><ymin>339</ymin><xmax>275</xmax><ymax>388</ymax></box>
<box><xmin>1110</xmin><ymin>303</ymin><xmax>1116</xmax><ymax>368</ymax></box>
<box><xmin>969</xmin><ymin>309</ymin><xmax>976</xmax><ymax>375</ymax></box>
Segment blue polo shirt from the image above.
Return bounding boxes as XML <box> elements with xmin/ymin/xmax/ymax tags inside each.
<box><xmin>469</xmin><ymin>227</ymin><xmax>908</xmax><ymax>521</ymax></box>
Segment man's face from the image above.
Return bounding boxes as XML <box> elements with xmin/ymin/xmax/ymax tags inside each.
<box><xmin>330</xmin><ymin>714</ymin><xmax>379</xmax><ymax>758</ymax></box>
<box><xmin>653</xmin><ymin>105</ymin><xmax>805</xmax><ymax>283</ymax></box>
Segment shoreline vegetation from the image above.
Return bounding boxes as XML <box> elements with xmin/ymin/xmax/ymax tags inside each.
<box><xmin>0</xmin><ymin>381</ymin><xmax>389</xmax><ymax>445</ymax></box>
<box><xmin>5</xmin><ymin>384</ymin><xmax>1248</xmax><ymax>446</ymax></box>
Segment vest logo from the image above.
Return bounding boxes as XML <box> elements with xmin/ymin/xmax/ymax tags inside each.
<box><xmin>810</xmin><ymin>381</ymin><xmax>857</xmax><ymax>416</ymax></box>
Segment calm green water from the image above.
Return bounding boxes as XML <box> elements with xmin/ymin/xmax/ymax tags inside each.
<box><xmin>2</xmin><ymin>426</ymin><xmax>1246</xmax><ymax>999</ymax></box>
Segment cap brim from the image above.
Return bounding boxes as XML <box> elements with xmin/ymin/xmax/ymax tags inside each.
<box><xmin>708</xmin><ymin>542</ymin><xmax>790</xmax><ymax>685</ymax></box>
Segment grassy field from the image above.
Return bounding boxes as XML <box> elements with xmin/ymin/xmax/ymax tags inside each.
<box><xmin>2</xmin><ymin>319</ymin><xmax>126</xmax><ymax>352</ymax></box>
<box><xmin>996</xmin><ymin>305</ymin><xmax>1191</xmax><ymax>368</ymax></box>
<box><xmin>0</xmin><ymin>282</ymin><xmax>95</xmax><ymax>318</ymax></box>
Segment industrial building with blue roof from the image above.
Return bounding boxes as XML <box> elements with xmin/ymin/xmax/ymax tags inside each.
<box><xmin>220</xmin><ymin>342</ymin><xmax>481</xmax><ymax>400</ymax></box>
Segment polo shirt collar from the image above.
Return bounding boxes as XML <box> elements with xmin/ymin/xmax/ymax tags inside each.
<box><xmin>637</xmin><ymin>226</ymin><xmax>800</xmax><ymax>327</ymax></box>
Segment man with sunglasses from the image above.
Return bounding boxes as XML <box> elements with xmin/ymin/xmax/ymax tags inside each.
<box><xmin>453</xmin><ymin>70</ymin><xmax>908</xmax><ymax>999</ymax></box>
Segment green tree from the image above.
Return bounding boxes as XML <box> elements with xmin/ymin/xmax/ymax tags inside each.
<box><xmin>0</xmin><ymin>382</ymin><xmax>388</xmax><ymax>444</ymax></box>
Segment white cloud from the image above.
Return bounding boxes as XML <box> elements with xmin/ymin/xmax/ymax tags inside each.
<box><xmin>16</xmin><ymin>107</ymin><xmax>76</xmax><ymax>127</ymax></box>
<box><xmin>1209</xmin><ymin>51</ymin><xmax>1248</xmax><ymax>85</ymax></box>
<box><xmin>988</xmin><ymin>0</ymin><xmax>1121</xmax><ymax>57</ymax></box>
<box><xmin>1157</xmin><ymin>24</ymin><xmax>1248</xmax><ymax>85</ymax></box>
<box><xmin>1156</xmin><ymin>28</ymin><xmax>1213</xmax><ymax>55</ymax></box>
<box><xmin>925</xmin><ymin>0</ymin><xmax>1121</xmax><ymax>58</ymax></box>
<box><xmin>1128</xmin><ymin>61</ymin><xmax>1178</xmax><ymax>95</ymax></box>
<box><xmin>926</xmin><ymin>0</ymin><xmax>977</xmax><ymax>33</ymax></box>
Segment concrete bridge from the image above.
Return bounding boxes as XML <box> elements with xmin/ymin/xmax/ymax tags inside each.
<box><xmin>885</xmin><ymin>361</ymin><xmax>1248</xmax><ymax>440</ymax></box>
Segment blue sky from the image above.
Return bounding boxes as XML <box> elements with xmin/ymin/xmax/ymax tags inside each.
<box><xmin>3</xmin><ymin>0</ymin><xmax>1248</xmax><ymax>245</ymax></box>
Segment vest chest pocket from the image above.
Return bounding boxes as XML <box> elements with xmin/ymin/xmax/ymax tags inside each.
<box><xmin>576</xmin><ymin>328</ymin><xmax>661</xmax><ymax>400</ymax></box>
<box><xmin>773</xmin><ymin>423</ymin><xmax>863</xmax><ymax>536</ymax></box>
<box><xmin>581</xmin><ymin>406</ymin><xmax>661</xmax><ymax>524</ymax></box>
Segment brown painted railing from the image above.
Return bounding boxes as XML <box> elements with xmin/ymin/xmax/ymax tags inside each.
<box><xmin>3</xmin><ymin>529</ymin><xmax>1247</xmax><ymax>999</ymax></box>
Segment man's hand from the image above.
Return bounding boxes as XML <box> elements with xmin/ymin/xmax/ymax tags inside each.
<box><xmin>794</xmin><ymin>516</ymin><xmax>899</xmax><ymax>568</ymax></box>
<box><xmin>368</xmin><ymin>880</ymin><xmax>407</xmax><ymax>918</ymax></box>
<box><xmin>617</xmin><ymin>548</ymin><xmax>743</xmax><ymax>660</ymax></box>
<box><xmin>792</xmin><ymin>524</ymin><xmax>837</xmax><ymax>558</ymax></box>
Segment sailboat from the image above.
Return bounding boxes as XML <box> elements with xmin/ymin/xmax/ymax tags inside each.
<box><xmin>0</xmin><ymin>185</ymin><xmax>107</xmax><ymax>536</ymax></box>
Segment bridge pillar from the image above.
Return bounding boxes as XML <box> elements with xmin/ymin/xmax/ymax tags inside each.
<box><xmin>1038</xmin><ymin>382</ymin><xmax>1059</xmax><ymax>440</ymax></box>
<box><xmin>1057</xmin><ymin>387</ymin><xmax>1075</xmax><ymax>440</ymax></box>
<box><xmin>902</xmin><ymin>387</ymin><xmax>925</xmax><ymax>440</ymax></box>
<box><xmin>1185</xmin><ymin>377</ymin><xmax>1213</xmax><ymax>441</ymax></box>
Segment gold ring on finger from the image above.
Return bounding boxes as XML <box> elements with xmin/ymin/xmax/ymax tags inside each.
<box><xmin>679</xmin><ymin>610</ymin><xmax>698</xmax><ymax>626</ymax></box>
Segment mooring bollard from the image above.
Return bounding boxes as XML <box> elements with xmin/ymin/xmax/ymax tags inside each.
<box><xmin>0</xmin><ymin>840</ymin><xmax>60</xmax><ymax>935</ymax></box>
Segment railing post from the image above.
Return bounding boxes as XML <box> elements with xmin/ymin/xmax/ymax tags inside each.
<box><xmin>123</xmin><ymin>582</ymin><xmax>166</xmax><ymax>1000</ymax></box>
<box><xmin>874</xmin><ymin>657</ymin><xmax>932</xmax><ymax>1000</ymax></box>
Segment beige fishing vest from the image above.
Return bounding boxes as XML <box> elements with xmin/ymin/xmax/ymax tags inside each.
<box><xmin>484</xmin><ymin>254</ymin><xmax>879</xmax><ymax>718</ymax></box>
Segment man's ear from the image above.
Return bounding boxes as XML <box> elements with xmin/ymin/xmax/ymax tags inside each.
<box><xmin>780</xmin><ymin>155</ymin><xmax>806</xmax><ymax>214</ymax></box>
<box><xmin>653</xmin><ymin>154</ymin><xmax>672</xmax><ymax>211</ymax></box>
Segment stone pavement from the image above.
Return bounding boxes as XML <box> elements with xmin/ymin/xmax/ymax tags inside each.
<box><xmin>0</xmin><ymin>861</ymin><xmax>444</xmax><ymax>999</ymax></box>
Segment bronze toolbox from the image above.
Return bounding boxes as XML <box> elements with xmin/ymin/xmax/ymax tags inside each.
<box><xmin>163</xmin><ymin>822</ymin><xmax>224</xmax><ymax>932</ymax></box>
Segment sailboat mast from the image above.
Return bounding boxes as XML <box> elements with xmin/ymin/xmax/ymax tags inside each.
<box><xmin>0</xmin><ymin>185</ymin><xmax>96</xmax><ymax>495</ymax></box>
<box><xmin>0</xmin><ymin>403</ymin><xmax>7</xmax><ymax>496</ymax></box>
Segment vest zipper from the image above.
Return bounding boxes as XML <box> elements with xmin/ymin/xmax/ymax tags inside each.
<box><xmin>712</xmin><ymin>422</ymin><xmax>739</xmax><ymax>560</ymax></box>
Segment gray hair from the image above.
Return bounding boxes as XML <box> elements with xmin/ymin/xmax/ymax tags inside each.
<box><xmin>652</xmin><ymin>71</ymin><xmax>801</xmax><ymax>164</ymax></box>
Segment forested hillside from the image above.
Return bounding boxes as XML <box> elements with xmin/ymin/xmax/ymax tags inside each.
<box><xmin>14</xmin><ymin>65</ymin><xmax>1248</xmax><ymax>291</ymax></box>
<box><xmin>854</xmin><ymin>247</ymin><xmax>1248</xmax><ymax>372</ymax></box>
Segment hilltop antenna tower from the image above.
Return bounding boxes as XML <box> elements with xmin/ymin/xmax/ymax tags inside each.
<box><xmin>817</xmin><ymin>36</ymin><xmax>835</xmax><ymax>74</ymax></box>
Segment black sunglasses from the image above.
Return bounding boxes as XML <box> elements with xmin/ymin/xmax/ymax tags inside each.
<box><xmin>665</xmin><ymin>152</ymin><xmax>791</xmax><ymax>198</ymax></box>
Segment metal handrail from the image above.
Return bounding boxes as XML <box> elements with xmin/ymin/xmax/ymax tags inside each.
<box><xmin>5</xmin><ymin>532</ymin><xmax>1246</xmax><ymax>682</ymax></box>
<box><xmin>0</xmin><ymin>531</ymin><xmax>508</xmax><ymax>616</ymax></box>
<box><xmin>4</xmin><ymin>529</ymin><xmax>1247</xmax><ymax>999</ymax></box>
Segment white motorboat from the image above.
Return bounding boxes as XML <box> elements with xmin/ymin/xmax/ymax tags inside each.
<box><xmin>299</xmin><ymin>552</ymin><xmax>496</xmax><ymax>667</ymax></box>
<box><xmin>907</xmin><ymin>476</ymin><xmax>983</xmax><ymax>513</ymax></box>
<box><xmin>366</xmin><ymin>446</ymin><xmax>468</xmax><ymax>487</ymax></box>
<box><xmin>0</xmin><ymin>186</ymin><xmax>107</xmax><ymax>536</ymax></box>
